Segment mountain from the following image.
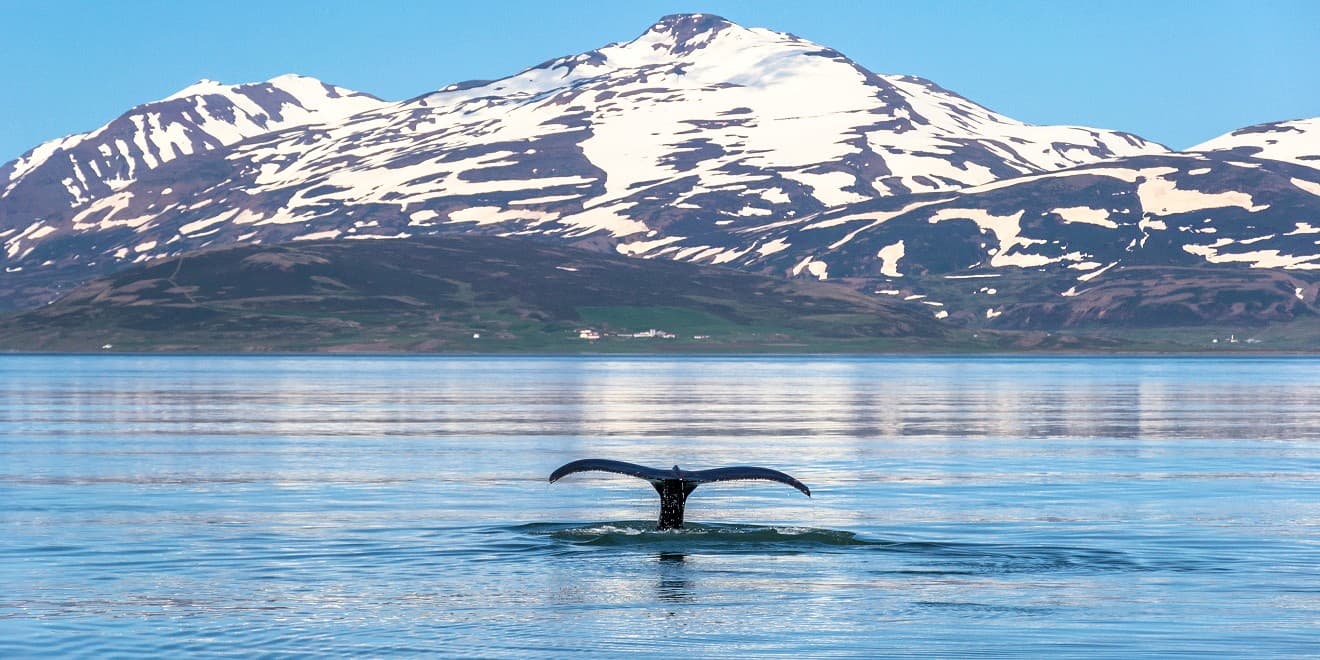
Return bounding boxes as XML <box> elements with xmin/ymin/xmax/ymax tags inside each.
<box><xmin>692</xmin><ymin>151</ymin><xmax>1320</xmax><ymax>328</ymax></box>
<box><xmin>0</xmin><ymin>234</ymin><xmax>941</xmax><ymax>352</ymax></box>
<box><xmin>1190</xmin><ymin>118</ymin><xmax>1320</xmax><ymax>170</ymax></box>
<box><xmin>0</xmin><ymin>14</ymin><xmax>1164</xmax><ymax>310</ymax></box>
<box><xmin>1</xmin><ymin>13</ymin><xmax>1318</xmax><ymax>338</ymax></box>
<box><xmin>1</xmin><ymin>75</ymin><xmax>384</xmax><ymax>211</ymax></box>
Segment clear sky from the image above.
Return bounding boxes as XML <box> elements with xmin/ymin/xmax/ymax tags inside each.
<box><xmin>2</xmin><ymin>0</ymin><xmax>1317</xmax><ymax>162</ymax></box>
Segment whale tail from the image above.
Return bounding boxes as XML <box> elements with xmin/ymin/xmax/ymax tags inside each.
<box><xmin>548</xmin><ymin>459</ymin><xmax>810</xmax><ymax>530</ymax></box>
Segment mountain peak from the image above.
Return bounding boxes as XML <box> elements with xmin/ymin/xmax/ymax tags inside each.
<box><xmin>1191</xmin><ymin>117</ymin><xmax>1320</xmax><ymax>170</ymax></box>
<box><xmin>648</xmin><ymin>13</ymin><xmax>736</xmax><ymax>36</ymax></box>
<box><xmin>159</xmin><ymin>74</ymin><xmax>374</xmax><ymax>104</ymax></box>
<box><xmin>266</xmin><ymin>72</ymin><xmax>315</xmax><ymax>85</ymax></box>
<box><xmin>637</xmin><ymin>13</ymin><xmax>755</xmax><ymax>56</ymax></box>
<box><xmin>0</xmin><ymin>73</ymin><xmax>383</xmax><ymax>207</ymax></box>
<box><xmin>163</xmin><ymin>78</ymin><xmax>228</xmax><ymax>101</ymax></box>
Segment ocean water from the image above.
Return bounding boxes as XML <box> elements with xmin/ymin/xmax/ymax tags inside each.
<box><xmin>1</xmin><ymin>354</ymin><xmax>1317</xmax><ymax>656</ymax></box>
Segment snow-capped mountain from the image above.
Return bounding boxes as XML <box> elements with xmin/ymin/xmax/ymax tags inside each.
<box><xmin>191</xmin><ymin>14</ymin><xmax>1165</xmax><ymax>239</ymax></box>
<box><xmin>0</xmin><ymin>15</ymin><xmax>1162</xmax><ymax>279</ymax></box>
<box><xmin>1</xmin><ymin>13</ymin><xmax>1318</xmax><ymax>330</ymax></box>
<box><xmin>1190</xmin><ymin>118</ymin><xmax>1320</xmax><ymax>170</ymax></box>
<box><xmin>0</xmin><ymin>75</ymin><xmax>383</xmax><ymax>210</ymax></box>
<box><xmin>672</xmin><ymin>151</ymin><xmax>1320</xmax><ymax>326</ymax></box>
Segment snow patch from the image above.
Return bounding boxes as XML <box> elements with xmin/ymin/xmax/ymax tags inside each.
<box><xmin>791</xmin><ymin>256</ymin><xmax>829</xmax><ymax>280</ymax></box>
<box><xmin>1137</xmin><ymin>176</ymin><xmax>1265</xmax><ymax>215</ymax></box>
<box><xmin>559</xmin><ymin>205</ymin><xmax>647</xmax><ymax>237</ymax></box>
<box><xmin>617</xmin><ymin>235</ymin><xmax>685</xmax><ymax>256</ymax></box>
<box><xmin>69</xmin><ymin>192</ymin><xmax>151</xmax><ymax>230</ymax></box>
<box><xmin>710</xmin><ymin>246</ymin><xmax>752</xmax><ymax>265</ymax></box>
<box><xmin>1139</xmin><ymin>217</ymin><xmax>1167</xmax><ymax>231</ymax></box>
<box><xmin>929</xmin><ymin>208</ymin><xmax>1052</xmax><ymax>267</ymax></box>
<box><xmin>292</xmin><ymin>229</ymin><xmax>342</xmax><ymax>241</ymax></box>
<box><xmin>409</xmin><ymin>210</ymin><xmax>439</xmax><ymax>224</ymax></box>
<box><xmin>781</xmin><ymin>171</ymin><xmax>867</xmax><ymax>207</ymax></box>
<box><xmin>179</xmin><ymin>209</ymin><xmax>240</xmax><ymax>235</ymax></box>
<box><xmin>751</xmin><ymin>238</ymin><xmax>790</xmax><ymax>256</ymax></box>
<box><xmin>875</xmin><ymin>240</ymin><xmax>905</xmax><ymax>277</ymax></box>
<box><xmin>344</xmin><ymin>232</ymin><xmax>411</xmax><ymax>240</ymax></box>
<box><xmin>1182</xmin><ymin>244</ymin><xmax>1320</xmax><ymax>269</ymax></box>
<box><xmin>761</xmin><ymin>187</ymin><xmax>791</xmax><ymax>205</ymax></box>
<box><xmin>1053</xmin><ymin>206</ymin><xmax>1117</xmax><ymax>228</ymax></box>
<box><xmin>1077</xmin><ymin>262</ymin><xmax>1117</xmax><ymax>282</ymax></box>
<box><xmin>1291</xmin><ymin>178</ymin><xmax>1320</xmax><ymax>197</ymax></box>
<box><xmin>449</xmin><ymin>206</ymin><xmax>559</xmax><ymax>227</ymax></box>
<box><xmin>508</xmin><ymin>194</ymin><xmax>582</xmax><ymax>205</ymax></box>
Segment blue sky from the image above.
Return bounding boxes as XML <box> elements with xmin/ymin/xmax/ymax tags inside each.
<box><xmin>2</xmin><ymin>0</ymin><xmax>1317</xmax><ymax>162</ymax></box>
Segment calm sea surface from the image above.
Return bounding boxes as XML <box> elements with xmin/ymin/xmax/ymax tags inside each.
<box><xmin>1</xmin><ymin>355</ymin><xmax>1317</xmax><ymax>656</ymax></box>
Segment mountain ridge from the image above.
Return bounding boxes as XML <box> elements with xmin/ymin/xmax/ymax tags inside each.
<box><xmin>1</xmin><ymin>13</ymin><xmax>1318</xmax><ymax>334</ymax></box>
<box><xmin>0</xmin><ymin>14</ymin><xmax>1170</xmax><ymax>265</ymax></box>
<box><xmin>1</xmin><ymin>75</ymin><xmax>384</xmax><ymax>204</ymax></box>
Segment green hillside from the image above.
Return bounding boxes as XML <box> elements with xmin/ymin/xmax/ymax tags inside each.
<box><xmin>0</xmin><ymin>235</ymin><xmax>941</xmax><ymax>352</ymax></box>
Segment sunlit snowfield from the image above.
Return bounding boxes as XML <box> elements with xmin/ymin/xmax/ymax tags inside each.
<box><xmin>1</xmin><ymin>355</ymin><xmax>1317</xmax><ymax>656</ymax></box>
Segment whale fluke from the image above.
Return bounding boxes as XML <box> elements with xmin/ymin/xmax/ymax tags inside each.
<box><xmin>682</xmin><ymin>466</ymin><xmax>811</xmax><ymax>496</ymax></box>
<box><xmin>548</xmin><ymin>458</ymin><xmax>810</xmax><ymax>530</ymax></box>
<box><xmin>549</xmin><ymin>458</ymin><xmax>675</xmax><ymax>484</ymax></box>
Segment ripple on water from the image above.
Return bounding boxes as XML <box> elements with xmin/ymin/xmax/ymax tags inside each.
<box><xmin>5</xmin><ymin>355</ymin><xmax>1319</xmax><ymax>656</ymax></box>
<box><xmin>518</xmin><ymin>521</ymin><xmax>870</xmax><ymax>550</ymax></box>
<box><xmin>507</xmin><ymin>521</ymin><xmax>1144</xmax><ymax>576</ymax></box>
